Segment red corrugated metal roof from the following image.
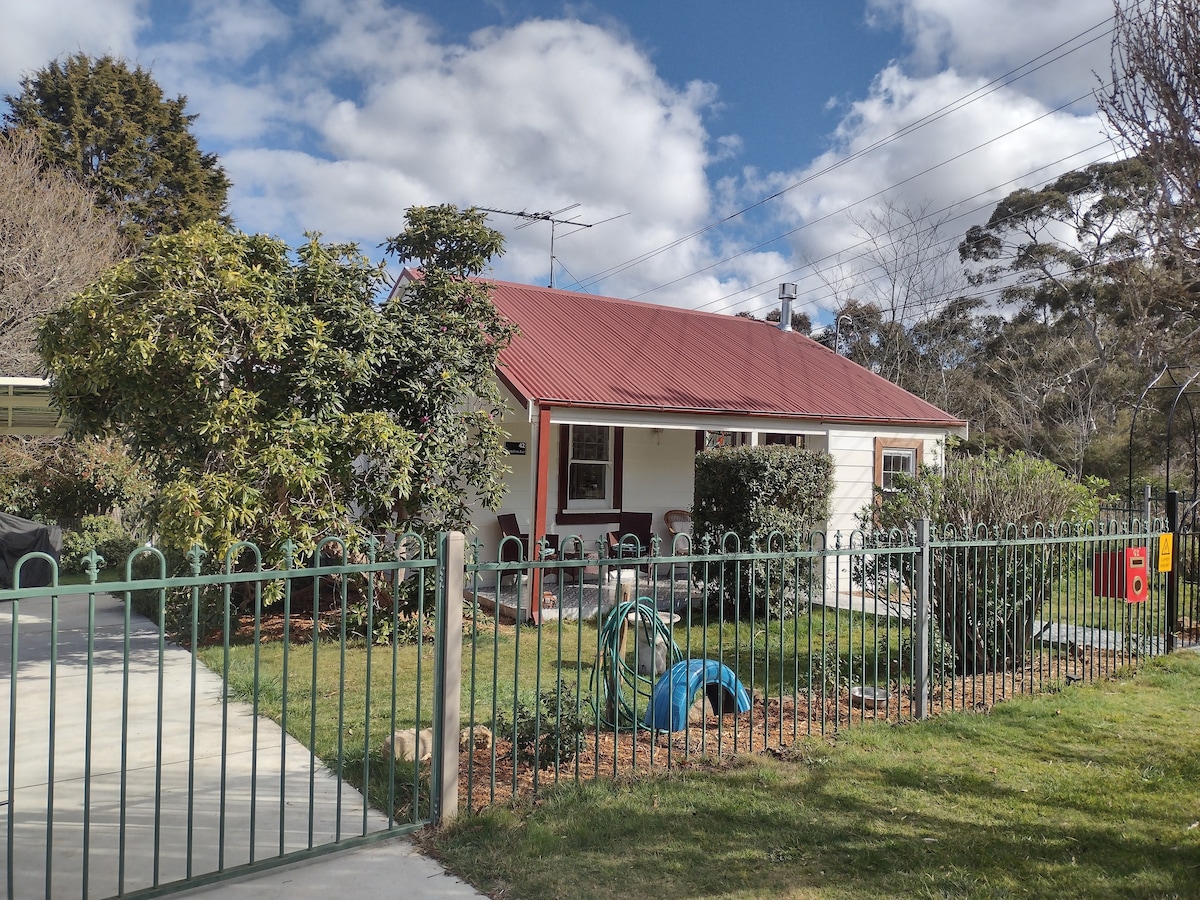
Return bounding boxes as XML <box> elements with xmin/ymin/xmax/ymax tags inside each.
<box><xmin>425</xmin><ymin>272</ymin><xmax>965</xmax><ymax>428</ymax></box>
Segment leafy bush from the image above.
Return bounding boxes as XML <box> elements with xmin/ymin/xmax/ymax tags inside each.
<box><xmin>496</xmin><ymin>685</ymin><xmax>586</xmax><ymax>771</ymax></box>
<box><xmin>862</xmin><ymin>448</ymin><xmax>1103</xmax><ymax>675</ymax></box>
<box><xmin>0</xmin><ymin>435</ymin><xmax>152</xmax><ymax>526</ymax></box>
<box><xmin>692</xmin><ymin>445</ymin><xmax>833</xmax><ymax>614</ymax></box>
<box><xmin>59</xmin><ymin>515</ymin><xmax>140</xmax><ymax>575</ymax></box>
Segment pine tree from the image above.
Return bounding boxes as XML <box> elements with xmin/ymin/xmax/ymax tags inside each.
<box><xmin>4</xmin><ymin>53</ymin><xmax>230</xmax><ymax>247</ymax></box>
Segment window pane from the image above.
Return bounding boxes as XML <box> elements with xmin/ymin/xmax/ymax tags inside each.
<box><xmin>571</xmin><ymin>425</ymin><xmax>610</xmax><ymax>462</ymax></box>
<box><xmin>569</xmin><ymin>463</ymin><xmax>608</xmax><ymax>500</ymax></box>
<box><xmin>881</xmin><ymin>449</ymin><xmax>916</xmax><ymax>490</ymax></box>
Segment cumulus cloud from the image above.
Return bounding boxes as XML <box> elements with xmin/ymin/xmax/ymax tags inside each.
<box><xmin>709</xmin><ymin>0</ymin><xmax>1124</xmax><ymax>321</ymax></box>
<box><xmin>198</xmin><ymin>6</ymin><xmax>728</xmax><ymax>303</ymax></box>
<box><xmin>0</xmin><ymin>0</ymin><xmax>1128</xmax><ymax>317</ymax></box>
<box><xmin>0</xmin><ymin>0</ymin><xmax>144</xmax><ymax>85</ymax></box>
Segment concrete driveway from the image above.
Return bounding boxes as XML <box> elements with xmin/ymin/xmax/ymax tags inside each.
<box><xmin>0</xmin><ymin>592</ymin><xmax>481</xmax><ymax>899</ymax></box>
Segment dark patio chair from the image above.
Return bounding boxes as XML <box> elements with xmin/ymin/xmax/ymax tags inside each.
<box><xmin>605</xmin><ymin>511</ymin><xmax>654</xmax><ymax>560</ymax></box>
<box><xmin>497</xmin><ymin>513</ymin><xmax>529</xmax><ymax>563</ymax></box>
<box><xmin>498</xmin><ymin>513</ymin><xmax>558</xmax><ymax>563</ymax></box>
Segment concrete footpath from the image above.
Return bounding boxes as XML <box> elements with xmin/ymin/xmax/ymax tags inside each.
<box><xmin>0</xmin><ymin>593</ymin><xmax>485</xmax><ymax>899</ymax></box>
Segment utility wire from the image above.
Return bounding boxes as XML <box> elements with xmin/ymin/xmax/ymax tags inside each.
<box><xmin>568</xmin><ymin>15</ymin><xmax>1117</xmax><ymax>293</ymax></box>
<box><xmin>717</xmin><ymin>141</ymin><xmax>1125</xmax><ymax>321</ymax></box>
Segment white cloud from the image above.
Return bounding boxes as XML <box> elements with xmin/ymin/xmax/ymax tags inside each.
<box><xmin>0</xmin><ymin>0</ymin><xmax>1128</xmax><ymax>319</ymax></box>
<box><xmin>719</xmin><ymin>1</ymin><xmax>1123</xmax><ymax>321</ymax></box>
<box><xmin>203</xmin><ymin>10</ymin><xmax>728</xmax><ymax>304</ymax></box>
<box><xmin>867</xmin><ymin>0</ymin><xmax>1113</xmax><ymax>96</ymax></box>
<box><xmin>0</xmin><ymin>0</ymin><xmax>145</xmax><ymax>86</ymax></box>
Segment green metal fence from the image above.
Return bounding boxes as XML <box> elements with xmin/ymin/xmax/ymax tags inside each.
<box><xmin>457</xmin><ymin>519</ymin><xmax>1181</xmax><ymax>810</ymax></box>
<box><xmin>0</xmin><ymin>519</ymin><xmax>1186</xmax><ymax>895</ymax></box>
<box><xmin>0</xmin><ymin>534</ymin><xmax>456</xmax><ymax>899</ymax></box>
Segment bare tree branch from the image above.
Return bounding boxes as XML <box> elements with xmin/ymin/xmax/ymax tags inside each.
<box><xmin>0</xmin><ymin>129</ymin><xmax>125</xmax><ymax>376</ymax></box>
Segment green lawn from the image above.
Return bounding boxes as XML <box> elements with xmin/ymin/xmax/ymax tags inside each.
<box><xmin>425</xmin><ymin>651</ymin><xmax>1200</xmax><ymax>900</ymax></box>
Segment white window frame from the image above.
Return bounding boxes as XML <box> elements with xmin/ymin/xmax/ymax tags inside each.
<box><xmin>566</xmin><ymin>424</ymin><xmax>615</xmax><ymax>511</ymax></box>
<box><xmin>880</xmin><ymin>447</ymin><xmax>917</xmax><ymax>492</ymax></box>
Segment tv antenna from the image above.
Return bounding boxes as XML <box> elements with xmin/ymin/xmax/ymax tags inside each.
<box><xmin>478</xmin><ymin>204</ymin><xmax>626</xmax><ymax>288</ymax></box>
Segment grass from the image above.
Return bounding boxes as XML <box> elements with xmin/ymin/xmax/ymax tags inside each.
<box><xmin>425</xmin><ymin>652</ymin><xmax>1200</xmax><ymax>900</ymax></box>
<box><xmin>196</xmin><ymin>607</ymin><xmax>896</xmax><ymax>815</ymax></box>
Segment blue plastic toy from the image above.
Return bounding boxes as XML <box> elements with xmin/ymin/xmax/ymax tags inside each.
<box><xmin>642</xmin><ymin>659</ymin><xmax>752</xmax><ymax>732</ymax></box>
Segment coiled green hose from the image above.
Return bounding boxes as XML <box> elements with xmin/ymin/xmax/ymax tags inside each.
<box><xmin>591</xmin><ymin>597</ymin><xmax>683</xmax><ymax>729</ymax></box>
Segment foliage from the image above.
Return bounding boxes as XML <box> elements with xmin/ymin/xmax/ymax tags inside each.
<box><xmin>37</xmin><ymin>207</ymin><xmax>514</xmax><ymax>576</ymax></box>
<box><xmin>958</xmin><ymin>159</ymin><xmax>1176</xmax><ymax>480</ymax></box>
<box><xmin>0</xmin><ymin>128</ymin><xmax>125</xmax><ymax>375</ymax></box>
<box><xmin>693</xmin><ymin>444</ymin><xmax>833</xmax><ymax>613</ymax></box>
<box><xmin>496</xmin><ymin>684</ymin><xmax>587</xmax><ymax>771</ymax></box>
<box><xmin>872</xmin><ymin>447</ymin><xmax>1100</xmax><ymax>531</ymax></box>
<box><xmin>863</xmin><ymin>448</ymin><xmax>1101</xmax><ymax>675</ymax></box>
<box><xmin>59</xmin><ymin>515</ymin><xmax>140</xmax><ymax>576</ymax></box>
<box><xmin>0</xmin><ymin>435</ymin><xmax>152</xmax><ymax>525</ymax></box>
<box><xmin>380</xmin><ymin>205</ymin><xmax>517</xmax><ymax>534</ymax></box>
<box><xmin>4</xmin><ymin>53</ymin><xmax>229</xmax><ymax>248</ymax></box>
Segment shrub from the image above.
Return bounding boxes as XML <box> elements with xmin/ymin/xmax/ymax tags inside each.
<box><xmin>59</xmin><ymin>515</ymin><xmax>140</xmax><ymax>575</ymax></box>
<box><xmin>496</xmin><ymin>685</ymin><xmax>586</xmax><ymax>771</ymax></box>
<box><xmin>0</xmin><ymin>436</ymin><xmax>152</xmax><ymax>526</ymax></box>
<box><xmin>862</xmin><ymin>448</ymin><xmax>1103</xmax><ymax>675</ymax></box>
<box><xmin>692</xmin><ymin>445</ymin><xmax>833</xmax><ymax>614</ymax></box>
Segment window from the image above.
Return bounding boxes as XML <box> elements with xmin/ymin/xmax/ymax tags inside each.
<box><xmin>566</xmin><ymin>425</ymin><xmax>614</xmax><ymax>509</ymax></box>
<box><xmin>874</xmin><ymin>438</ymin><xmax>923</xmax><ymax>493</ymax></box>
<box><xmin>880</xmin><ymin>448</ymin><xmax>916</xmax><ymax>491</ymax></box>
<box><xmin>763</xmin><ymin>433</ymin><xmax>805</xmax><ymax>448</ymax></box>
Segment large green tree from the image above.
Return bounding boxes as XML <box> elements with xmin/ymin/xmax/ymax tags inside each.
<box><xmin>37</xmin><ymin>207</ymin><xmax>515</xmax><ymax>560</ymax></box>
<box><xmin>957</xmin><ymin>159</ymin><xmax>1176</xmax><ymax>479</ymax></box>
<box><xmin>5</xmin><ymin>53</ymin><xmax>229</xmax><ymax>247</ymax></box>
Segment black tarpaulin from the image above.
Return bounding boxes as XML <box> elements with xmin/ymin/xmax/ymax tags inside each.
<box><xmin>0</xmin><ymin>512</ymin><xmax>62</xmax><ymax>589</ymax></box>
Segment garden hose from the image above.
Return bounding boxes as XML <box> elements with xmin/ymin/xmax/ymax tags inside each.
<box><xmin>591</xmin><ymin>597</ymin><xmax>684</xmax><ymax>729</ymax></box>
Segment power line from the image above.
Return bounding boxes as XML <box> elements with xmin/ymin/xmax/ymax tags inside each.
<box><xmin>711</xmin><ymin>141</ymin><xmax>1126</xmax><ymax>321</ymax></box>
<box><xmin>568</xmin><ymin>14</ymin><xmax>1117</xmax><ymax>294</ymax></box>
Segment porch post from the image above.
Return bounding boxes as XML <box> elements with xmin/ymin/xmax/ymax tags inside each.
<box><xmin>530</xmin><ymin>404</ymin><xmax>553</xmax><ymax>624</ymax></box>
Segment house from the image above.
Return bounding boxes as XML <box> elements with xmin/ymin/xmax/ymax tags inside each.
<box><xmin>469</xmin><ymin>277</ymin><xmax>969</xmax><ymax>560</ymax></box>
<box><xmin>0</xmin><ymin>377</ymin><xmax>67</xmax><ymax>437</ymax></box>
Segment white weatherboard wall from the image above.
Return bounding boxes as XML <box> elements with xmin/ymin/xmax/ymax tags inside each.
<box><xmin>825</xmin><ymin>427</ymin><xmax>947</xmax><ymax>536</ymax></box>
<box><xmin>823</xmin><ymin>427</ymin><xmax>947</xmax><ymax>597</ymax></box>
<box><xmin>469</xmin><ymin>417</ymin><xmax>698</xmax><ymax>561</ymax></box>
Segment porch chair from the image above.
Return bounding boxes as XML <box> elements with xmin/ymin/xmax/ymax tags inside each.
<box><xmin>664</xmin><ymin>509</ymin><xmax>693</xmax><ymax>580</ymax></box>
<box><xmin>497</xmin><ymin>513</ymin><xmax>529</xmax><ymax>564</ymax></box>
<box><xmin>497</xmin><ymin>513</ymin><xmax>558</xmax><ymax>563</ymax></box>
<box><xmin>664</xmin><ymin>509</ymin><xmax>692</xmax><ymax>543</ymax></box>
<box><xmin>605</xmin><ymin>511</ymin><xmax>655</xmax><ymax>562</ymax></box>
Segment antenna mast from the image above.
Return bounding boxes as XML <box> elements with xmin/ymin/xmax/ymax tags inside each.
<box><xmin>477</xmin><ymin>204</ymin><xmax>595</xmax><ymax>288</ymax></box>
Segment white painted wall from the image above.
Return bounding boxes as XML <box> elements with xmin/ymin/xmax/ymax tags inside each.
<box><xmin>467</xmin><ymin>392</ymin><xmax>951</xmax><ymax>563</ymax></box>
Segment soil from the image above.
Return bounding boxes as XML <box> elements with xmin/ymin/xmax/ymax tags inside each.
<box><xmin>214</xmin><ymin>611</ymin><xmax>1122</xmax><ymax>812</ymax></box>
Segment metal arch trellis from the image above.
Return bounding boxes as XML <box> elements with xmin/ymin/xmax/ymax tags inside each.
<box><xmin>1128</xmin><ymin>364</ymin><xmax>1200</xmax><ymax>527</ymax></box>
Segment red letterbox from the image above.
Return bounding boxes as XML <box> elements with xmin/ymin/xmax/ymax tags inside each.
<box><xmin>1093</xmin><ymin>547</ymin><xmax>1150</xmax><ymax>603</ymax></box>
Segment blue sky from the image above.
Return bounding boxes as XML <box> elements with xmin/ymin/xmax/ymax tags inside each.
<box><xmin>0</xmin><ymin>0</ymin><xmax>1120</xmax><ymax>324</ymax></box>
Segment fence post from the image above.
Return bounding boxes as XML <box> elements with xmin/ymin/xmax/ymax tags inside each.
<box><xmin>1166</xmin><ymin>492</ymin><xmax>1179</xmax><ymax>654</ymax></box>
<box><xmin>433</xmin><ymin>531</ymin><xmax>464</xmax><ymax>825</ymax></box>
<box><xmin>914</xmin><ymin>519</ymin><xmax>931</xmax><ymax>720</ymax></box>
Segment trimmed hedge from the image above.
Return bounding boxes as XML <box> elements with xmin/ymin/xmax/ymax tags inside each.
<box><xmin>692</xmin><ymin>445</ymin><xmax>833</xmax><ymax>614</ymax></box>
<box><xmin>693</xmin><ymin>444</ymin><xmax>833</xmax><ymax>548</ymax></box>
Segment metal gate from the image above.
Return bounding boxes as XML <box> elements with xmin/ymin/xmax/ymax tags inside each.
<box><xmin>0</xmin><ymin>533</ymin><xmax>460</xmax><ymax>899</ymax></box>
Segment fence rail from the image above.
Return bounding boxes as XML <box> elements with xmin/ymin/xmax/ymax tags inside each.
<box><xmin>0</xmin><ymin>520</ymin><xmax>1193</xmax><ymax>897</ymax></box>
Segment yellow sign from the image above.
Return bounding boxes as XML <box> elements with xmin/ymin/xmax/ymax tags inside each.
<box><xmin>1158</xmin><ymin>533</ymin><xmax>1174</xmax><ymax>573</ymax></box>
